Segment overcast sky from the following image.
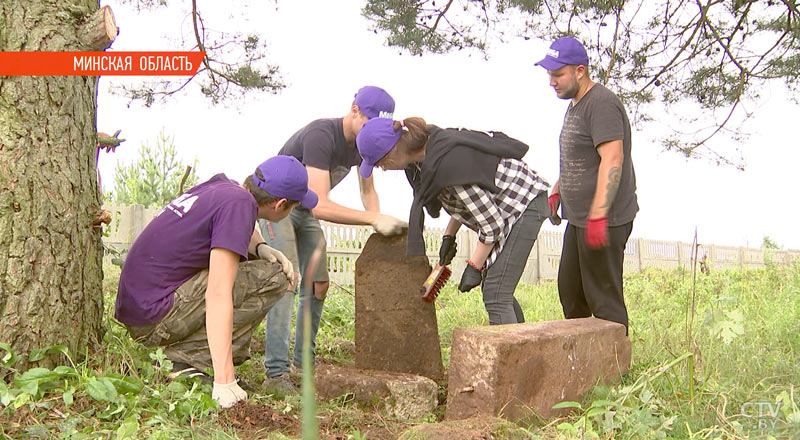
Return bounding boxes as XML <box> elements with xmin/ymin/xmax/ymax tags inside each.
<box><xmin>97</xmin><ymin>0</ymin><xmax>800</xmax><ymax>250</ymax></box>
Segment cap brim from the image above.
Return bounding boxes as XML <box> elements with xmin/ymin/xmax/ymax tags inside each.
<box><xmin>300</xmin><ymin>189</ymin><xmax>319</xmax><ymax>210</ymax></box>
<box><xmin>358</xmin><ymin>161</ymin><xmax>375</xmax><ymax>179</ymax></box>
<box><xmin>534</xmin><ymin>57</ymin><xmax>567</xmax><ymax>71</ymax></box>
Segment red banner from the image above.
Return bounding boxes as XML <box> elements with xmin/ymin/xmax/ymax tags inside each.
<box><xmin>0</xmin><ymin>52</ymin><xmax>206</xmax><ymax>76</ymax></box>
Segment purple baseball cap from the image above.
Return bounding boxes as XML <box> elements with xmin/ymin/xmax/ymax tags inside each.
<box><xmin>253</xmin><ymin>155</ymin><xmax>318</xmax><ymax>209</ymax></box>
<box><xmin>356</xmin><ymin>118</ymin><xmax>401</xmax><ymax>179</ymax></box>
<box><xmin>354</xmin><ymin>86</ymin><xmax>395</xmax><ymax>119</ymax></box>
<box><xmin>534</xmin><ymin>36</ymin><xmax>589</xmax><ymax>70</ymax></box>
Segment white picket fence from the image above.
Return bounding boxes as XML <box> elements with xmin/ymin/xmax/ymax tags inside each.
<box><xmin>102</xmin><ymin>204</ymin><xmax>800</xmax><ymax>285</ymax></box>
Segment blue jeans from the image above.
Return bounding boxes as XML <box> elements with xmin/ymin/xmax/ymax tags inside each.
<box><xmin>481</xmin><ymin>191</ymin><xmax>549</xmax><ymax>325</ymax></box>
<box><xmin>259</xmin><ymin>207</ymin><xmax>328</xmax><ymax>377</ymax></box>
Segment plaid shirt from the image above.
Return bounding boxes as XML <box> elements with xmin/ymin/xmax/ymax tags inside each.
<box><xmin>438</xmin><ymin>158</ymin><xmax>549</xmax><ymax>268</ymax></box>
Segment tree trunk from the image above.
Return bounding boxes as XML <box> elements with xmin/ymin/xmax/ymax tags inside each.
<box><xmin>0</xmin><ymin>0</ymin><xmax>105</xmax><ymax>372</ymax></box>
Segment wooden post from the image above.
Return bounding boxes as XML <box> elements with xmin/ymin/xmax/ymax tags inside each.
<box><xmin>738</xmin><ymin>247</ymin><xmax>745</xmax><ymax>271</ymax></box>
<box><xmin>636</xmin><ymin>238</ymin><xmax>645</xmax><ymax>272</ymax></box>
<box><xmin>534</xmin><ymin>232</ymin><xmax>542</xmax><ymax>284</ymax></box>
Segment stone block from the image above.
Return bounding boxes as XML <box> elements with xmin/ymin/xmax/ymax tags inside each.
<box><xmin>445</xmin><ymin>317</ymin><xmax>631</xmax><ymax>421</ymax></box>
<box><xmin>355</xmin><ymin>233</ymin><xmax>444</xmax><ymax>382</ymax></box>
<box><xmin>315</xmin><ymin>364</ymin><xmax>438</xmax><ymax>421</ymax></box>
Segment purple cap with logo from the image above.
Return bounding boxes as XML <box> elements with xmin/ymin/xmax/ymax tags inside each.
<box><xmin>356</xmin><ymin>118</ymin><xmax>401</xmax><ymax>179</ymax></box>
<box><xmin>354</xmin><ymin>86</ymin><xmax>395</xmax><ymax>119</ymax></box>
<box><xmin>253</xmin><ymin>155</ymin><xmax>318</xmax><ymax>209</ymax></box>
<box><xmin>534</xmin><ymin>36</ymin><xmax>589</xmax><ymax>70</ymax></box>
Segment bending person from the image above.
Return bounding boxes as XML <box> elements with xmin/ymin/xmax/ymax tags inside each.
<box><xmin>259</xmin><ymin>86</ymin><xmax>407</xmax><ymax>394</ymax></box>
<box><xmin>356</xmin><ymin>117</ymin><xmax>550</xmax><ymax>325</ymax></box>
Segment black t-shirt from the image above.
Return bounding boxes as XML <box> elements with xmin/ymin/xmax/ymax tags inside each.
<box><xmin>558</xmin><ymin>84</ymin><xmax>638</xmax><ymax>227</ymax></box>
<box><xmin>279</xmin><ymin>118</ymin><xmax>361</xmax><ymax>189</ymax></box>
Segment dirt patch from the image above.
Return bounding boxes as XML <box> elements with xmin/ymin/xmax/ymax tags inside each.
<box><xmin>218</xmin><ymin>400</ymin><xmax>300</xmax><ymax>439</ymax></box>
<box><xmin>317</xmin><ymin>408</ymin><xmax>412</xmax><ymax>440</ymax></box>
<box><xmin>218</xmin><ymin>401</ymin><xmax>411</xmax><ymax>440</ymax></box>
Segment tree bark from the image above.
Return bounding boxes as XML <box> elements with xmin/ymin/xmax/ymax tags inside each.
<box><xmin>0</xmin><ymin>0</ymin><xmax>105</xmax><ymax>372</ymax></box>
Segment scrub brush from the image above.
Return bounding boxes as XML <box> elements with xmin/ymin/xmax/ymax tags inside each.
<box><xmin>420</xmin><ymin>264</ymin><xmax>451</xmax><ymax>302</ymax></box>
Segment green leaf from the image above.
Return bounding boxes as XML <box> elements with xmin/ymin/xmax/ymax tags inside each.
<box><xmin>98</xmin><ymin>402</ymin><xmax>126</xmax><ymax>420</ymax></box>
<box><xmin>115</xmin><ymin>416</ymin><xmax>139</xmax><ymax>439</ymax></box>
<box><xmin>53</xmin><ymin>365</ymin><xmax>76</xmax><ymax>376</ymax></box>
<box><xmin>726</xmin><ymin>309</ymin><xmax>744</xmax><ymax>322</ymax></box>
<box><xmin>86</xmin><ymin>377</ymin><xmax>118</xmax><ymax>402</ymax></box>
<box><xmin>552</xmin><ymin>401</ymin><xmax>583</xmax><ymax>410</ymax></box>
<box><xmin>0</xmin><ymin>382</ymin><xmax>14</xmax><ymax>406</ymax></box>
<box><xmin>586</xmin><ymin>407</ymin><xmax>609</xmax><ymax>418</ymax></box>
<box><xmin>13</xmin><ymin>392</ymin><xmax>31</xmax><ymax>408</ymax></box>
<box><xmin>63</xmin><ymin>387</ymin><xmax>74</xmax><ymax>407</ymax></box>
<box><xmin>103</xmin><ymin>374</ymin><xmax>144</xmax><ymax>395</ymax></box>
<box><xmin>165</xmin><ymin>381</ymin><xmax>187</xmax><ymax>395</ymax></box>
<box><xmin>556</xmin><ymin>421</ymin><xmax>579</xmax><ymax>435</ymax></box>
<box><xmin>14</xmin><ymin>367</ymin><xmax>59</xmax><ymax>397</ymax></box>
<box><xmin>0</xmin><ymin>342</ymin><xmax>18</xmax><ymax>367</ymax></box>
<box><xmin>589</xmin><ymin>399</ymin><xmax>619</xmax><ymax>409</ymax></box>
<box><xmin>28</xmin><ymin>345</ymin><xmax>68</xmax><ymax>362</ymax></box>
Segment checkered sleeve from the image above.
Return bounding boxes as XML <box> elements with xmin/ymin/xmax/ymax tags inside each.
<box><xmin>449</xmin><ymin>184</ymin><xmax>504</xmax><ymax>243</ymax></box>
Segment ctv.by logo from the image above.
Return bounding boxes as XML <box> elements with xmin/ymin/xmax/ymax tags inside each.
<box><xmin>741</xmin><ymin>401</ymin><xmax>782</xmax><ymax>430</ymax></box>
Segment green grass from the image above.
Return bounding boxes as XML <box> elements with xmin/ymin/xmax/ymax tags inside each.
<box><xmin>1</xmin><ymin>263</ymin><xmax>799</xmax><ymax>439</ymax></box>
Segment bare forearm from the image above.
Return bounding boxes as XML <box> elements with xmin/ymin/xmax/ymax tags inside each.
<box><xmin>361</xmin><ymin>190</ymin><xmax>380</xmax><ymax>213</ymax></box>
<box><xmin>311</xmin><ymin>198</ymin><xmax>379</xmax><ymax>225</ymax></box>
<box><xmin>206</xmin><ymin>249</ymin><xmax>238</xmax><ymax>384</ymax></box>
<box><xmin>206</xmin><ymin>288</ymin><xmax>235</xmax><ymax>383</ymax></box>
<box><xmin>359</xmin><ymin>176</ymin><xmax>380</xmax><ymax>213</ymax></box>
<box><xmin>445</xmin><ymin>217</ymin><xmax>462</xmax><ymax>236</ymax></box>
<box><xmin>590</xmin><ymin>167</ymin><xmax>621</xmax><ymax>218</ymax></box>
<box><xmin>470</xmin><ymin>241</ymin><xmax>494</xmax><ymax>268</ymax></box>
<box><xmin>589</xmin><ymin>141</ymin><xmax>623</xmax><ymax>218</ymax></box>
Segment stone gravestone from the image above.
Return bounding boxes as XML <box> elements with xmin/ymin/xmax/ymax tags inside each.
<box><xmin>354</xmin><ymin>233</ymin><xmax>444</xmax><ymax>382</ymax></box>
<box><xmin>445</xmin><ymin>318</ymin><xmax>631</xmax><ymax>421</ymax></box>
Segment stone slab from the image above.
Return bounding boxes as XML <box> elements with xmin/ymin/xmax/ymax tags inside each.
<box><xmin>445</xmin><ymin>317</ymin><xmax>631</xmax><ymax>421</ymax></box>
<box><xmin>354</xmin><ymin>233</ymin><xmax>444</xmax><ymax>382</ymax></box>
<box><xmin>315</xmin><ymin>364</ymin><xmax>438</xmax><ymax>421</ymax></box>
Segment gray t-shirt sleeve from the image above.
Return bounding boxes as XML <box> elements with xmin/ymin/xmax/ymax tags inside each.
<box><xmin>588</xmin><ymin>98</ymin><xmax>625</xmax><ymax>147</ymax></box>
<box><xmin>299</xmin><ymin>128</ymin><xmax>336</xmax><ymax>171</ymax></box>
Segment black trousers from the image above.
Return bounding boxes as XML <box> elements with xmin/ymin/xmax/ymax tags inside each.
<box><xmin>557</xmin><ymin>221</ymin><xmax>633</xmax><ymax>332</ymax></box>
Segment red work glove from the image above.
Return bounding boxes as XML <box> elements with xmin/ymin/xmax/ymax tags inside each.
<box><xmin>585</xmin><ymin>217</ymin><xmax>608</xmax><ymax>249</ymax></box>
<box><xmin>548</xmin><ymin>192</ymin><xmax>560</xmax><ymax>216</ymax></box>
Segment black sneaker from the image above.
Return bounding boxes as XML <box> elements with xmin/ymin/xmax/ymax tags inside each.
<box><xmin>235</xmin><ymin>376</ymin><xmax>255</xmax><ymax>393</ymax></box>
<box><xmin>168</xmin><ymin>361</ymin><xmax>212</xmax><ymax>385</ymax></box>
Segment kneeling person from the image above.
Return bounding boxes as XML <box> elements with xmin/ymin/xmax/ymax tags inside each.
<box><xmin>114</xmin><ymin>156</ymin><xmax>318</xmax><ymax>408</ymax></box>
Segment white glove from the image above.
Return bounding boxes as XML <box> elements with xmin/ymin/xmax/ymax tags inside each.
<box><xmin>212</xmin><ymin>380</ymin><xmax>247</xmax><ymax>409</ymax></box>
<box><xmin>372</xmin><ymin>214</ymin><xmax>409</xmax><ymax>236</ymax></box>
<box><xmin>257</xmin><ymin>243</ymin><xmax>293</xmax><ymax>279</ymax></box>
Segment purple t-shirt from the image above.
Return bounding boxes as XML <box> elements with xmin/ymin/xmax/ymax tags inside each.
<box><xmin>114</xmin><ymin>174</ymin><xmax>257</xmax><ymax>326</ymax></box>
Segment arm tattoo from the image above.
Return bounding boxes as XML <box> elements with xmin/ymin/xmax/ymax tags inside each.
<box><xmin>600</xmin><ymin>166</ymin><xmax>621</xmax><ymax>210</ymax></box>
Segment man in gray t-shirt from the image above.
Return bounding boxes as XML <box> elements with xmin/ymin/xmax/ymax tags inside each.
<box><xmin>535</xmin><ymin>37</ymin><xmax>638</xmax><ymax>332</ymax></box>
